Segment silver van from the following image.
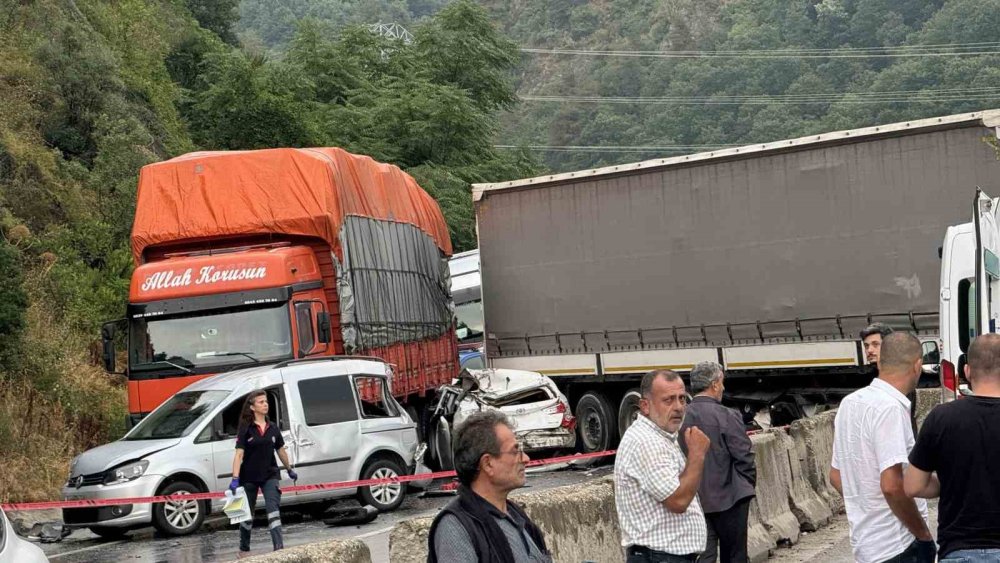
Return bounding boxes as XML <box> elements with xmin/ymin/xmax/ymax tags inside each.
<box><xmin>61</xmin><ymin>357</ymin><xmax>424</xmax><ymax>537</ymax></box>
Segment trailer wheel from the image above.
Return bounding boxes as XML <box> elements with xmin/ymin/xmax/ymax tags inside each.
<box><xmin>576</xmin><ymin>392</ymin><xmax>618</xmax><ymax>454</ymax></box>
<box><xmin>617</xmin><ymin>389</ymin><xmax>642</xmax><ymax>440</ymax></box>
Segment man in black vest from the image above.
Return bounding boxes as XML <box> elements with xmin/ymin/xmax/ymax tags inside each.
<box><xmin>428</xmin><ymin>410</ymin><xmax>551</xmax><ymax>563</ymax></box>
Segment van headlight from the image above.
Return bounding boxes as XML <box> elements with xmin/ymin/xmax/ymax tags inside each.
<box><xmin>103</xmin><ymin>461</ymin><xmax>149</xmax><ymax>485</ymax></box>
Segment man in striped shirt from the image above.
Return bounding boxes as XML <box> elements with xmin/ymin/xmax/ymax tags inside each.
<box><xmin>615</xmin><ymin>369</ymin><xmax>711</xmax><ymax>562</ymax></box>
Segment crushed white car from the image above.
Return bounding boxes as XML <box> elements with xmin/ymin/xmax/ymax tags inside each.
<box><xmin>427</xmin><ymin>369</ymin><xmax>576</xmax><ymax>468</ymax></box>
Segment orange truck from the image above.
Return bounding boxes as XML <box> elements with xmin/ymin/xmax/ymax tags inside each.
<box><xmin>101</xmin><ymin>148</ymin><xmax>458</xmax><ymax>428</ymax></box>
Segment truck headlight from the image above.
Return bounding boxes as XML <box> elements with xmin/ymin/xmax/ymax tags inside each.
<box><xmin>103</xmin><ymin>460</ymin><xmax>149</xmax><ymax>485</ymax></box>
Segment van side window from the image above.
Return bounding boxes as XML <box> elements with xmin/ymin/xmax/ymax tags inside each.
<box><xmin>299</xmin><ymin>376</ymin><xmax>358</xmax><ymax>426</ymax></box>
<box><xmin>355</xmin><ymin>377</ymin><xmax>397</xmax><ymax>418</ymax></box>
<box><xmin>959</xmin><ymin>278</ymin><xmax>975</xmax><ymax>353</ymax></box>
<box><xmin>199</xmin><ymin>387</ymin><xmax>288</xmax><ymax>443</ymax></box>
<box><xmin>295</xmin><ymin>303</ymin><xmax>316</xmax><ymax>355</ymax></box>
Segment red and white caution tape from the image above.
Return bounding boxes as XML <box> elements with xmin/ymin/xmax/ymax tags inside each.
<box><xmin>1</xmin><ymin>425</ymin><xmax>791</xmax><ymax>512</ymax></box>
<box><xmin>0</xmin><ymin>450</ymin><xmax>616</xmax><ymax>512</ymax></box>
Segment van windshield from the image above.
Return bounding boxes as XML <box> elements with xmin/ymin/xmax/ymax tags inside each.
<box><xmin>126</xmin><ymin>391</ymin><xmax>229</xmax><ymax>440</ymax></box>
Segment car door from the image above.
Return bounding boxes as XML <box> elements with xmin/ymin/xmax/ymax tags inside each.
<box><xmin>208</xmin><ymin>387</ymin><xmax>293</xmax><ymax>495</ymax></box>
<box><xmin>974</xmin><ymin>188</ymin><xmax>1000</xmax><ymax>338</ymax></box>
<box><xmin>282</xmin><ymin>368</ymin><xmax>360</xmax><ymax>502</ymax></box>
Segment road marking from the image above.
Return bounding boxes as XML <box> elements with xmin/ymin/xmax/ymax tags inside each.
<box><xmin>47</xmin><ymin>539</ymin><xmax>127</xmax><ymax>560</ymax></box>
<box><xmin>353</xmin><ymin>525</ymin><xmax>397</xmax><ymax>539</ymax></box>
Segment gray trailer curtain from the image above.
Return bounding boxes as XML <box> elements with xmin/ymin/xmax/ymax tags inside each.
<box><xmin>337</xmin><ymin>215</ymin><xmax>452</xmax><ymax>352</ymax></box>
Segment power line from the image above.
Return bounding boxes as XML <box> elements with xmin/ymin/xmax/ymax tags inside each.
<box><xmin>521</xmin><ymin>42</ymin><xmax>1000</xmax><ymax>59</ymax></box>
<box><xmin>494</xmin><ymin>144</ymin><xmax>738</xmax><ymax>153</ymax></box>
<box><xmin>520</xmin><ymin>86</ymin><xmax>1000</xmax><ymax>105</ymax></box>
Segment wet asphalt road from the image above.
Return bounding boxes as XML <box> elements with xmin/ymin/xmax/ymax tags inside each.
<box><xmin>40</xmin><ymin>464</ymin><xmax>613</xmax><ymax>563</ymax></box>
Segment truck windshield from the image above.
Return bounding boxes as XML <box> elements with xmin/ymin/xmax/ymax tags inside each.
<box><xmin>129</xmin><ymin>303</ymin><xmax>292</xmax><ymax>372</ymax></box>
<box><xmin>125</xmin><ymin>390</ymin><xmax>229</xmax><ymax>440</ymax></box>
<box><xmin>455</xmin><ymin>300</ymin><xmax>484</xmax><ymax>343</ymax></box>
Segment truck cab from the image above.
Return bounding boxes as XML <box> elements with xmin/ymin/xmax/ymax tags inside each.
<box><xmin>104</xmin><ymin>243</ymin><xmax>334</xmax><ymax>427</ymax></box>
<box><xmin>940</xmin><ymin>189</ymin><xmax>1000</xmax><ymax>400</ymax></box>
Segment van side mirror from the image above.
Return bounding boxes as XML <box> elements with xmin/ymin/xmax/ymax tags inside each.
<box><xmin>101</xmin><ymin>322</ymin><xmax>117</xmax><ymax>373</ymax></box>
<box><xmin>317</xmin><ymin>312</ymin><xmax>331</xmax><ymax>344</ymax></box>
<box><xmin>921</xmin><ymin>341</ymin><xmax>940</xmax><ymax>365</ymax></box>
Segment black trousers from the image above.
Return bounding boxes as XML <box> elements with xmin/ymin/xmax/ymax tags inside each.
<box><xmin>698</xmin><ymin>497</ymin><xmax>752</xmax><ymax>563</ymax></box>
<box><xmin>626</xmin><ymin>545</ymin><xmax>699</xmax><ymax>562</ymax></box>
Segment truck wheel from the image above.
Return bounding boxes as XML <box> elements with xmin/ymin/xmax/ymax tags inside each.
<box><xmin>151</xmin><ymin>480</ymin><xmax>206</xmax><ymax>536</ymax></box>
<box><xmin>576</xmin><ymin>392</ymin><xmax>618</xmax><ymax>454</ymax></box>
<box><xmin>618</xmin><ymin>388</ymin><xmax>642</xmax><ymax>440</ymax></box>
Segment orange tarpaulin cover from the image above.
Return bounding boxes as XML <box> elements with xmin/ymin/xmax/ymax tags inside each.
<box><xmin>131</xmin><ymin>148</ymin><xmax>453</xmax><ymax>264</ymax></box>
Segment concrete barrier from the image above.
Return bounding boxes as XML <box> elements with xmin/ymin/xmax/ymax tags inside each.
<box><xmin>747</xmin><ymin>500</ymin><xmax>775</xmax><ymax>562</ymax></box>
<box><xmin>389</xmin><ymin>517</ymin><xmax>433</xmax><ymax>563</ymax></box>
<box><xmin>242</xmin><ymin>538</ymin><xmax>371</xmax><ymax>562</ymax></box>
<box><xmin>270</xmin><ymin>412</ymin><xmax>847</xmax><ymax>563</ymax></box>
<box><xmin>748</xmin><ymin>433</ymin><xmax>800</xmax><ymax>546</ymax></box>
<box><xmin>915</xmin><ymin>388</ymin><xmax>941</xmax><ymax>430</ymax></box>
<box><xmin>774</xmin><ymin>431</ymin><xmax>832</xmax><ymax>531</ymax></box>
<box><xmin>389</xmin><ymin>476</ymin><xmax>623</xmax><ymax>563</ymax></box>
<box><xmin>788</xmin><ymin>411</ymin><xmax>843</xmax><ymax>514</ymax></box>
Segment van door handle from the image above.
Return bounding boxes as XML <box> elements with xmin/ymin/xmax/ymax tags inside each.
<box><xmin>297</xmin><ymin>438</ymin><xmax>315</xmax><ymax>447</ymax></box>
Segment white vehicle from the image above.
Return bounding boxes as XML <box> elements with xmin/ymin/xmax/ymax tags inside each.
<box><xmin>426</xmin><ymin>369</ymin><xmax>576</xmax><ymax>469</ymax></box>
<box><xmin>61</xmin><ymin>357</ymin><xmax>425</xmax><ymax>538</ymax></box>
<box><xmin>450</xmin><ymin>249</ymin><xmax>483</xmax><ymax>346</ymax></box>
<box><xmin>0</xmin><ymin>507</ymin><xmax>47</xmax><ymax>563</ymax></box>
<box><xmin>940</xmin><ymin>188</ymin><xmax>1000</xmax><ymax>400</ymax></box>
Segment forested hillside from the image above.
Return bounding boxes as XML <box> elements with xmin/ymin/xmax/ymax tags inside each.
<box><xmin>481</xmin><ymin>0</ymin><xmax>1000</xmax><ymax>171</ymax></box>
<box><xmin>239</xmin><ymin>0</ymin><xmax>1000</xmax><ymax>172</ymax></box>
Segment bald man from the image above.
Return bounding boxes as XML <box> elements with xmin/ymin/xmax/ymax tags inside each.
<box><xmin>830</xmin><ymin>333</ymin><xmax>933</xmax><ymax>563</ymax></box>
<box><xmin>905</xmin><ymin>334</ymin><xmax>1000</xmax><ymax>562</ymax></box>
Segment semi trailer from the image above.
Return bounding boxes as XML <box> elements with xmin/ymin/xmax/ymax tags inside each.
<box><xmin>472</xmin><ymin>110</ymin><xmax>1000</xmax><ymax>454</ymax></box>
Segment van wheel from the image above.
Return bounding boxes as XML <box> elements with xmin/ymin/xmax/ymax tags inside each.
<box><xmin>358</xmin><ymin>459</ymin><xmax>406</xmax><ymax>512</ymax></box>
<box><xmin>618</xmin><ymin>388</ymin><xmax>642</xmax><ymax>440</ymax></box>
<box><xmin>89</xmin><ymin>526</ymin><xmax>130</xmax><ymax>539</ymax></box>
<box><xmin>152</xmin><ymin>480</ymin><xmax>206</xmax><ymax>536</ymax></box>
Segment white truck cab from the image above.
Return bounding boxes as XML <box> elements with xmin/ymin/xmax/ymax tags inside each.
<box><xmin>940</xmin><ymin>189</ymin><xmax>1000</xmax><ymax>400</ymax></box>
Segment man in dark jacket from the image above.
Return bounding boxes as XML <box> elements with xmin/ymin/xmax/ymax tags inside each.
<box><xmin>427</xmin><ymin>410</ymin><xmax>551</xmax><ymax>563</ymax></box>
<box><xmin>680</xmin><ymin>362</ymin><xmax>756</xmax><ymax>563</ymax></box>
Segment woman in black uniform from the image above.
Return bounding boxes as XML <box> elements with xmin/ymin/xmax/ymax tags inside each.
<box><xmin>229</xmin><ymin>390</ymin><xmax>296</xmax><ymax>557</ymax></box>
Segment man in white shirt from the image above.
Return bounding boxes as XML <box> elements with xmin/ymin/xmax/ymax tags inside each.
<box><xmin>615</xmin><ymin>369</ymin><xmax>711</xmax><ymax>562</ymax></box>
<box><xmin>830</xmin><ymin>332</ymin><xmax>935</xmax><ymax>563</ymax></box>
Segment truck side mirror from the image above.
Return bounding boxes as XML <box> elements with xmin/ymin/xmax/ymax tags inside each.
<box><xmin>101</xmin><ymin>322</ymin><xmax>117</xmax><ymax>373</ymax></box>
<box><xmin>317</xmin><ymin>312</ymin><xmax>331</xmax><ymax>344</ymax></box>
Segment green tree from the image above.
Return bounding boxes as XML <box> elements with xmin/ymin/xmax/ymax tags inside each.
<box><xmin>188</xmin><ymin>51</ymin><xmax>322</xmax><ymax>149</ymax></box>
<box><xmin>186</xmin><ymin>0</ymin><xmax>241</xmax><ymax>45</ymax></box>
<box><xmin>0</xmin><ymin>239</ymin><xmax>27</xmax><ymax>369</ymax></box>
